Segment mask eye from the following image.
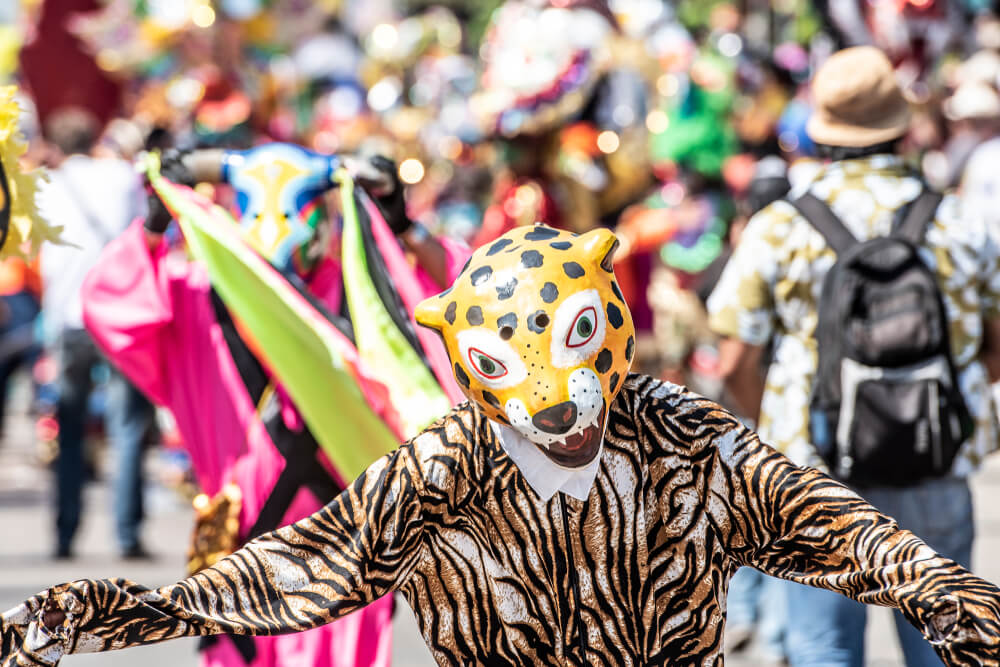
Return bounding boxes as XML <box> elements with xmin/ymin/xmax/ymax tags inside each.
<box><xmin>566</xmin><ymin>307</ymin><xmax>598</xmax><ymax>348</ymax></box>
<box><xmin>468</xmin><ymin>347</ymin><xmax>508</xmax><ymax>380</ymax></box>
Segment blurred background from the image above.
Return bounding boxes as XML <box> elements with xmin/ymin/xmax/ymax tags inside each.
<box><xmin>3</xmin><ymin>0</ymin><xmax>1000</xmax><ymax>665</ymax></box>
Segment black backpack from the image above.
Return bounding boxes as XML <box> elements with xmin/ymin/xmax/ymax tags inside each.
<box><xmin>788</xmin><ymin>190</ymin><xmax>973</xmax><ymax>487</ymax></box>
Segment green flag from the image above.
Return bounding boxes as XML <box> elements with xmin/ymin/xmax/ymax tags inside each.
<box><xmin>146</xmin><ymin>156</ymin><xmax>400</xmax><ymax>480</ymax></box>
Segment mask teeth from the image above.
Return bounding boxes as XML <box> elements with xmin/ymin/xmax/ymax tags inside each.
<box><xmin>542</xmin><ymin>438</ymin><xmax>566</xmax><ymax>451</ymax></box>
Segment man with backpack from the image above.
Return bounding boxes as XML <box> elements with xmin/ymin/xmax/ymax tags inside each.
<box><xmin>708</xmin><ymin>46</ymin><xmax>1000</xmax><ymax>666</ymax></box>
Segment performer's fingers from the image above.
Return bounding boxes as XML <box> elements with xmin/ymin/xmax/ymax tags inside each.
<box><xmin>21</xmin><ymin>622</ymin><xmax>65</xmax><ymax>666</ymax></box>
<box><xmin>342</xmin><ymin>155</ymin><xmax>395</xmax><ymax>197</ymax></box>
<box><xmin>0</xmin><ymin>602</ymin><xmax>34</xmax><ymax>628</ymax></box>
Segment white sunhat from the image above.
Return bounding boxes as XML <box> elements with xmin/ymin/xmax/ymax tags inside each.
<box><xmin>954</xmin><ymin>50</ymin><xmax>1000</xmax><ymax>88</ymax></box>
<box><xmin>944</xmin><ymin>81</ymin><xmax>1000</xmax><ymax>121</ymax></box>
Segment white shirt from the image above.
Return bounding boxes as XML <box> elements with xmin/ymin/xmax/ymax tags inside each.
<box><xmin>961</xmin><ymin>135</ymin><xmax>1000</xmax><ymax>239</ymax></box>
<box><xmin>490</xmin><ymin>422</ymin><xmax>603</xmax><ymax>501</ymax></box>
<box><xmin>38</xmin><ymin>155</ymin><xmax>146</xmax><ymax>342</ymax></box>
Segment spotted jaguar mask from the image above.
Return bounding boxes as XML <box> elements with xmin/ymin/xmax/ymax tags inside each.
<box><xmin>416</xmin><ymin>224</ymin><xmax>635</xmax><ymax>468</ymax></box>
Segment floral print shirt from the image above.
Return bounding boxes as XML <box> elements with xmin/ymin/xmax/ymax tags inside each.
<box><xmin>708</xmin><ymin>155</ymin><xmax>1000</xmax><ymax>474</ymax></box>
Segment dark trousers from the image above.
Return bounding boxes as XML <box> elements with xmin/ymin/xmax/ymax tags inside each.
<box><xmin>54</xmin><ymin>329</ymin><xmax>154</xmax><ymax>552</ymax></box>
<box><xmin>0</xmin><ymin>291</ymin><xmax>40</xmax><ymax>433</ymax></box>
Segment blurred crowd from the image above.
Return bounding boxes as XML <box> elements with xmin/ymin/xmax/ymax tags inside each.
<box><xmin>2</xmin><ymin>0</ymin><xmax>1000</xmax><ymax>665</ymax></box>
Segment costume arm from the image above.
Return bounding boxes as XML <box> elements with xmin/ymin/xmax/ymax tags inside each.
<box><xmin>704</xmin><ymin>408</ymin><xmax>1000</xmax><ymax>664</ymax></box>
<box><xmin>0</xmin><ymin>427</ymin><xmax>440</xmax><ymax>666</ymax></box>
<box><xmin>80</xmin><ymin>220</ymin><xmax>179</xmax><ymax>404</ymax></box>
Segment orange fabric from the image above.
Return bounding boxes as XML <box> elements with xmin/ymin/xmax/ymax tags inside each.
<box><xmin>0</xmin><ymin>257</ymin><xmax>41</xmax><ymax>297</ymax></box>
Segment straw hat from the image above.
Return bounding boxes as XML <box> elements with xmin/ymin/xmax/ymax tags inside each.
<box><xmin>944</xmin><ymin>81</ymin><xmax>1000</xmax><ymax>121</ymax></box>
<box><xmin>806</xmin><ymin>46</ymin><xmax>910</xmax><ymax>148</ymax></box>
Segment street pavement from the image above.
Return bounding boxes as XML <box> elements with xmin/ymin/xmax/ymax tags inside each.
<box><xmin>2</xmin><ymin>377</ymin><xmax>1000</xmax><ymax>666</ymax></box>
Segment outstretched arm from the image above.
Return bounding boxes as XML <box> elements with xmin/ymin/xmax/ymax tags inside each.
<box><xmin>708</xmin><ymin>414</ymin><xmax>1000</xmax><ymax>664</ymax></box>
<box><xmin>1</xmin><ymin>438</ymin><xmax>431</xmax><ymax>666</ymax></box>
<box><xmin>639</xmin><ymin>383</ymin><xmax>1000</xmax><ymax>666</ymax></box>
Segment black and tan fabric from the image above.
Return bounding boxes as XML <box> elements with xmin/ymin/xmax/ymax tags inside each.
<box><xmin>3</xmin><ymin>375</ymin><xmax>1000</xmax><ymax>666</ymax></box>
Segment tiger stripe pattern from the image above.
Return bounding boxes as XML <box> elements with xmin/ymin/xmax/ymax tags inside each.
<box><xmin>3</xmin><ymin>375</ymin><xmax>1000</xmax><ymax>666</ymax></box>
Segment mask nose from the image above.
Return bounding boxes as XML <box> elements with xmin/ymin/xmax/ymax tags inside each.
<box><xmin>532</xmin><ymin>401</ymin><xmax>578</xmax><ymax>435</ymax></box>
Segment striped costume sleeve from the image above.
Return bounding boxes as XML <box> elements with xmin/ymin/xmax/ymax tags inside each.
<box><xmin>636</xmin><ymin>381</ymin><xmax>1000</xmax><ymax>666</ymax></box>
<box><xmin>0</xmin><ymin>408</ymin><xmax>476</xmax><ymax>667</ymax></box>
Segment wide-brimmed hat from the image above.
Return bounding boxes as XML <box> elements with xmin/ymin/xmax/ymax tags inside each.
<box><xmin>807</xmin><ymin>46</ymin><xmax>910</xmax><ymax>148</ymax></box>
<box><xmin>944</xmin><ymin>81</ymin><xmax>1000</xmax><ymax>121</ymax></box>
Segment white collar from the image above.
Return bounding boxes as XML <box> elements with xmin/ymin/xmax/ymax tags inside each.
<box><xmin>490</xmin><ymin>421</ymin><xmax>603</xmax><ymax>501</ymax></box>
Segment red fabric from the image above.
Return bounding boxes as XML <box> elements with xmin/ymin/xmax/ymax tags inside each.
<box><xmin>20</xmin><ymin>0</ymin><xmax>121</xmax><ymax>127</ymax></box>
<box><xmin>472</xmin><ymin>177</ymin><xmax>564</xmax><ymax>249</ymax></box>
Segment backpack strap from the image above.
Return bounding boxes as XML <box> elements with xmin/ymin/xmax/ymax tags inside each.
<box><xmin>892</xmin><ymin>189</ymin><xmax>943</xmax><ymax>246</ymax></box>
<box><xmin>787</xmin><ymin>193</ymin><xmax>858</xmax><ymax>255</ymax></box>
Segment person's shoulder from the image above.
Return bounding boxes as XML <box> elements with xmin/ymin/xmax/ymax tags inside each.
<box><xmin>749</xmin><ymin>199</ymin><xmax>800</xmax><ymax>228</ymax></box>
<box><xmin>405</xmin><ymin>403</ymin><xmax>481</xmax><ymax>479</ymax></box>
<box><xmin>739</xmin><ymin>199</ymin><xmax>803</xmax><ymax>254</ymax></box>
<box><xmin>932</xmin><ymin>190</ymin><xmax>992</xmax><ymax>249</ymax></box>
<box><xmin>615</xmin><ymin>373</ymin><xmax>743</xmax><ymax>458</ymax></box>
<box><xmin>397</xmin><ymin>402</ymin><xmax>503</xmax><ymax>512</ymax></box>
<box><xmin>967</xmin><ymin>135</ymin><xmax>1000</xmax><ymax>164</ymax></box>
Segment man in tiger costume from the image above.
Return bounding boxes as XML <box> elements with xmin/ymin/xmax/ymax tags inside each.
<box><xmin>3</xmin><ymin>224</ymin><xmax>1000</xmax><ymax>666</ymax></box>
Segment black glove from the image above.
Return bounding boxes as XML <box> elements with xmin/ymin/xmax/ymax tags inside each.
<box><xmin>144</xmin><ymin>185</ymin><xmax>171</xmax><ymax>234</ymax></box>
<box><xmin>145</xmin><ymin>149</ymin><xmax>197</xmax><ymax>234</ymax></box>
<box><xmin>358</xmin><ymin>155</ymin><xmax>412</xmax><ymax>235</ymax></box>
<box><xmin>160</xmin><ymin>148</ymin><xmax>197</xmax><ymax>186</ymax></box>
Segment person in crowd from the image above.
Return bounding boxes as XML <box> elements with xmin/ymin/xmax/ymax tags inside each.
<box><xmin>951</xmin><ymin>81</ymin><xmax>1000</xmax><ymax>235</ymax></box>
<box><xmin>78</xmin><ymin>147</ymin><xmax>468</xmax><ymax>667</ymax></box>
<box><xmin>719</xmin><ymin>155</ymin><xmax>790</xmax><ymax>664</ymax></box>
<box><xmin>0</xmin><ymin>256</ymin><xmax>41</xmax><ymax>439</ymax></box>
<box><xmin>36</xmin><ymin>107</ymin><xmax>155</xmax><ymax>560</ymax></box>
<box><xmin>710</xmin><ymin>46</ymin><xmax>1000</xmax><ymax>666</ymax></box>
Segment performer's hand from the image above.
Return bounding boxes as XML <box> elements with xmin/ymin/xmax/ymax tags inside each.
<box><xmin>924</xmin><ymin>591</ymin><xmax>1000</xmax><ymax>664</ymax></box>
<box><xmin>352</xmin><ymin>155</ymin><xmax>413</xmax><ymax>235</ymax></box>
<box><xmin>144</xmin><ymin>149</ymin><xmax>197</xmax><ymax>235</ymax></box>
<box><xmin>159</xmin><ymin>149</ymin><xmax>197</xmax><ymax>187</ymax></box>
<box><xmin>1</xmin><ymin>592</ymin><xmax>68</xmax><ymax>666</ymax></box>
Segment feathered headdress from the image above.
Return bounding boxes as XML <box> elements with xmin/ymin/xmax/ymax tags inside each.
<box><xmin>0</xmin><ymin>86</ymin><xmax>59</xmax><ymax>258</ymax></box>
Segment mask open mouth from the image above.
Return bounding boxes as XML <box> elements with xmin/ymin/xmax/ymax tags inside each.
<box><xmin>539</xmin><ymin>401</ymin><xmax>606</xmax><ymax>468</ymax></box>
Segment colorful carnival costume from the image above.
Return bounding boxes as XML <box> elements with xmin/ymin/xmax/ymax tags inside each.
<box><xmin>4</xmin><ymin>224</ymin><xmax>1000</xmax><ymax>666</ymax></box>
<box><xmin>471</xmin><ymin>0</ymin><xmax>652</xmax><ymax>247</ymax></box>
<box><xmin>72</xmin><ymin>145</ymin><xmax>467</xmax><ymax>667</ymax></box>
<box><xmin>0</xmin><ymin>86</ymin><xmax>58</xmax><ymax>259</ymax></box>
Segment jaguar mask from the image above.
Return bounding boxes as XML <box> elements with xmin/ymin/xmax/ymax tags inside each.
<box><xmin>416</xmin><ymin>224</ymin><xmax>635</xmax><ymax>468</ymax></box>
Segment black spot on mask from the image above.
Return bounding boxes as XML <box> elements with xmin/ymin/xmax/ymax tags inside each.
<box><xmin>466</xmin><ymin>306</ymin><xmax>484</xmax><ymax>326</ymax></box>
<box><xmin>496</xmin><ymin>277</ymin><xmax>518</xmax><ymax>300</ymax></box>
<box><xmin>525</xmin><ymin>226</ymin><xmax>560</xmax><ymax>241</ymax></box>
<box><xmin>482</xmin><ymin>390</ymin><xmax>501</xmax><ymax>409</ymax></box>
<box><xmin>607</xmin><ymin>302</ymin><xmax>624</xmax><ymax>329</ymax></box>
<box><xmin>595</xmin><ymin>348</ymin><xmax>613</xmax><ymax>373</ymax></box>
<box><xmin>487</xmin><ymin>238</ymin><xmax>513</xmax><ymax>255</ymax></box>
<box><xmin>611</xmin><ymin>281</ymin><xmax>624</xmax><ymax>302</ymax></box>
<box><xmin>540</xmin><ymin>282</ymin><xmax>559</xmax><ymax>303</ymax></box>
<box><xmin>455</xmin><ymin>363</ymin><xmax>470</xmax><ymax>388</ymax></box>
<box><xmin>563</xmin><ymin>262</ymin><xmax>585</xmax><ymax>279</ymax></box>
<box><xmin>470</xmin><ymin>265</ymin><xmax>493</xmax><ymax>286</ymax></box>
<box><xmin>497</xmin><ymin>312</ymin><xmax>518</xmax><ymax>333</ymax></box>
<box><xmin>528</xmin><ymin>311</ymin><xmax>550</xmax><ymax>333</ymax></box>
<box><xmin>520</xmin><ymin>250</ymin><xmax>544</xmax><ymax>269</ymax></box>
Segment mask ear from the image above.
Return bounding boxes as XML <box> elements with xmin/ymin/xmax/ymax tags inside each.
<box><xmin>580</xmin><ymin>228</ymin><xmax>620</xmax><ymax>272</ymax></box>
<box><xmin>415</xmin><ymin>292</ymin><xmax>450</xmax><ymax>332</ymax></box>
